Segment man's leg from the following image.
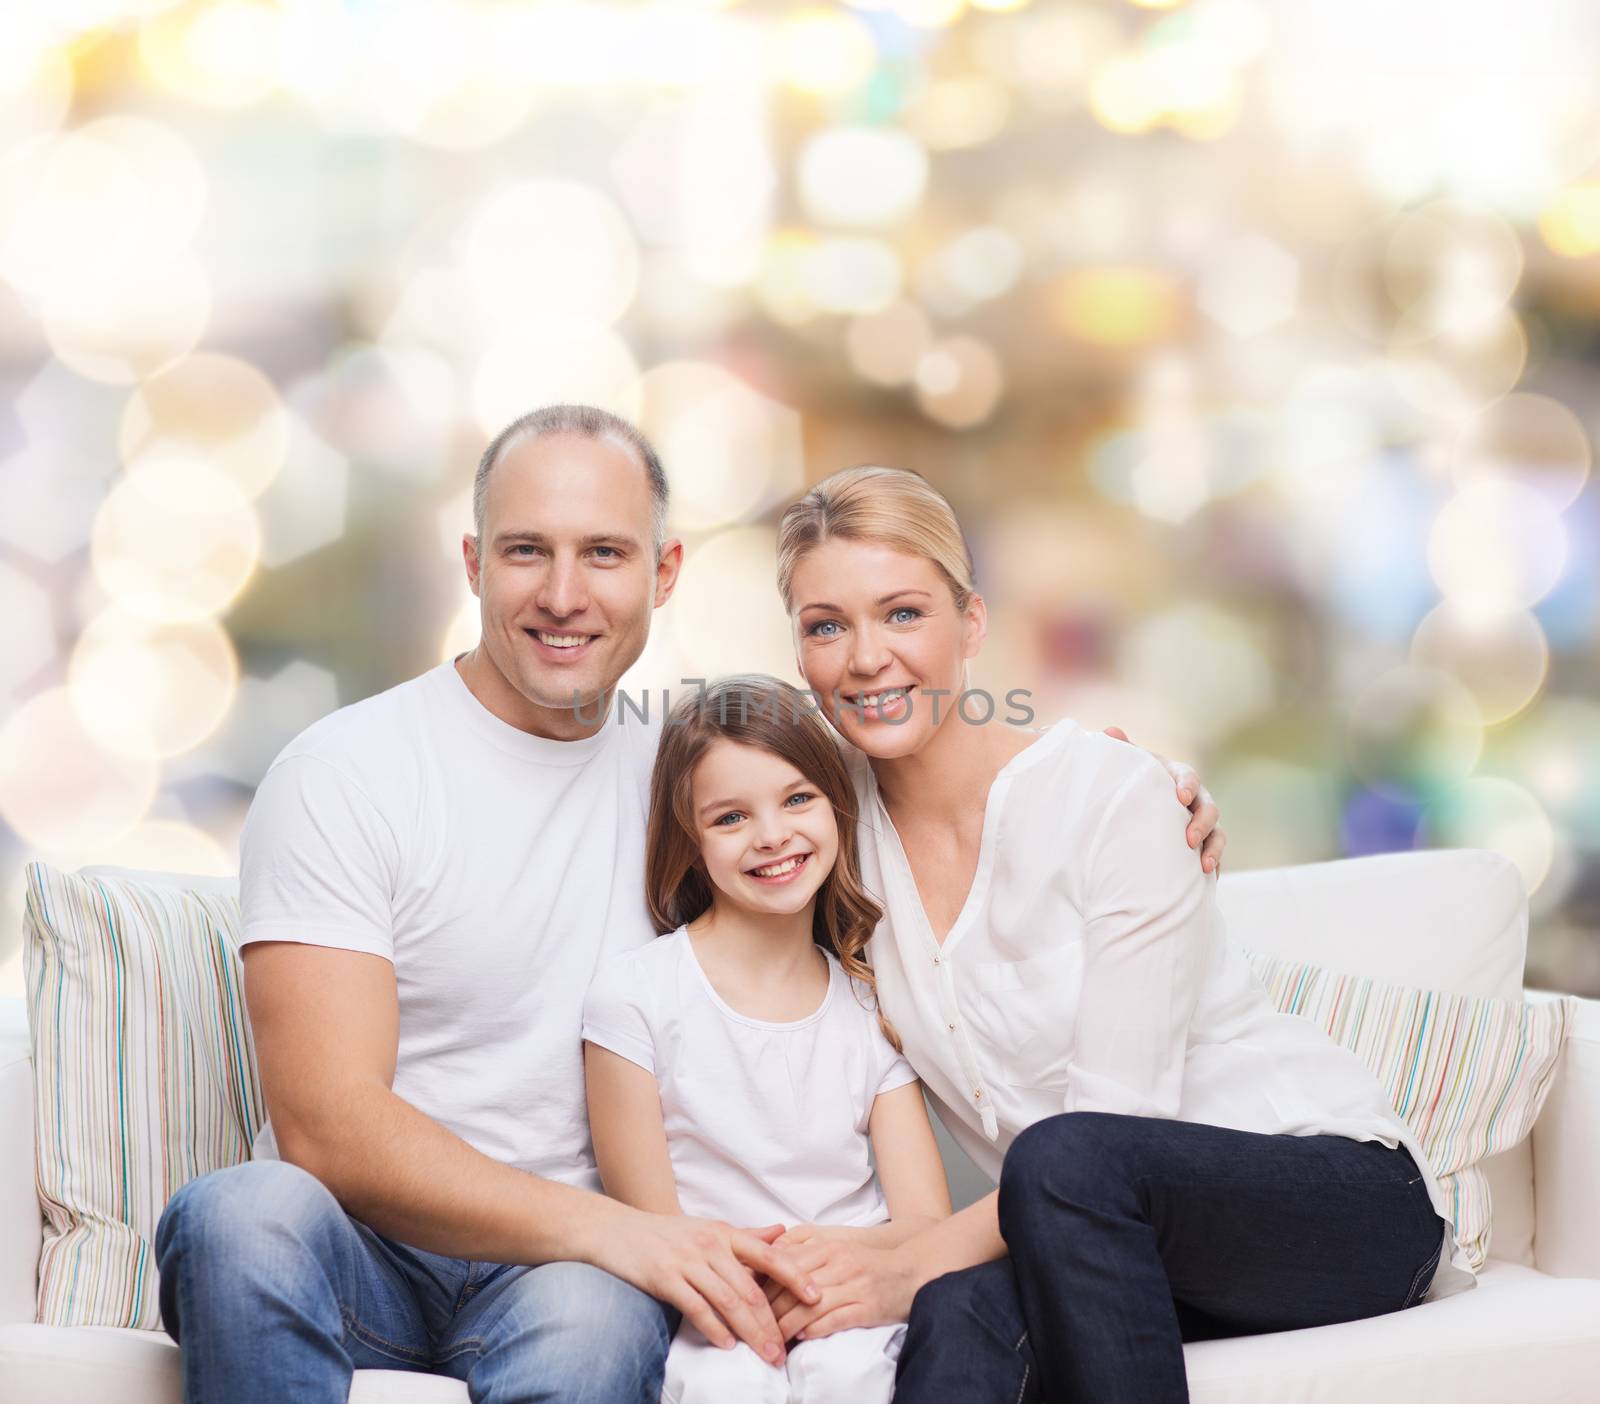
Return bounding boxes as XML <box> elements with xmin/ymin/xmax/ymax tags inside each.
<box><xmin>156</xmin><ymin>1159</ymin><xmax>453</xmax><ymax>1403</ymax></box>
<box><xmin>893</xmin><ymin>1257</ymin><xmax>1039</xmax><ymax>1404</ymax></box>
<box><xmin>997</xmin><ymin>1112</ymin><xmax>1448</xmax><ymax>1404</ymax></box>
<box><xmin>433</xmin><ymin>1258</ymin><xmax>675</xmax><ymax>1404</ymax></box>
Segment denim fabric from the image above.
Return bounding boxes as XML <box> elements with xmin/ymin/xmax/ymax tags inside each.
<box><xmin>895</xmin><ymin>1112</ymin><xmax>1447</xmax><ymax>1404</ymax></box>
<box><xmin>155</xmin><ymin>1159</ymin><xmax>674</xmax><ymax>1404</ymax></box>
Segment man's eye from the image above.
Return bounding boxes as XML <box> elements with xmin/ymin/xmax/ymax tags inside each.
<box><xmin>510</xmin><ymin>545</ymin><xmax>540</xmax><ymax>557</ymax></box>
<box><xmin>592</xmin><ymin>547</ymin><xmax>619</xmax><ymax>559</ymax></box>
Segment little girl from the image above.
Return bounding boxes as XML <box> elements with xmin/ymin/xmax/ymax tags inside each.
<box><xmin>582</xmin><ymin>675</ymin><xmax>952</xmax><ymax>1404</ymax></box>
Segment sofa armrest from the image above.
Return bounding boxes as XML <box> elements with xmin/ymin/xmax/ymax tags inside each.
<box><xmin>1532</xmin><ymin>991</ymin><xmax>1600</xmax><ymax>1277</ymax></box>
<box><xmin>0</xmin><ymin>997</ymin><xmax>40</xmax><ymax>1324</ymax></box>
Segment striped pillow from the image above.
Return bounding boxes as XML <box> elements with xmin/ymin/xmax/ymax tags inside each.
<box><xmin>21</xmin><ymin>862</ymin><xmax>262</xmax><ymax>1329</ymax></box>
<box><xmin>1246</xmin><ymin>950</ymin><xmax>1572</xmax><ymax>1271</ymax></box>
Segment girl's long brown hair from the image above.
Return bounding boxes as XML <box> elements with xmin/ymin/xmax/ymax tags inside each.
<box><xmin>645</xmin><ymin>675</ymin><xmax>901</xmax><ymax>1050</ymax></box>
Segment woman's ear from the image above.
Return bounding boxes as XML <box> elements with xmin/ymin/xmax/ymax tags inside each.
<box><xmin>962</xmin><ymin>592</ymin><xmax>989</xmax><ymax>660</ymax></box>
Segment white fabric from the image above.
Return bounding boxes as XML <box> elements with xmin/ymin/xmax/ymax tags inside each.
<box><xmin>239</xmin><ymin>661</ymin><xmax>662</xmax><ymax>1187</ymax></box>
<box><xmin>0</xmin><ymin>1003</ymin><xmax>39</xmax><ymax>1327</ymax></box>
<box><xmin>582</xmin><ymin>928</ymin><xmax>917</xmax><ymax>1228</ymax></box>
<box><xmin>662</xmin><ymin>1322</ymin><xmax>903</xmax><ymax>1404</ymax></box>
<box><xmin>1215</xmin><ymin>849</ymin><xmax>1528</xmax><ymax>1000</ymax></box>
<box><xmin>850</xmin><ymin>720</ymin><xmax>1471</xmax><ymax>1299</ymax></box>
<box><xmin>1186</xmin><ymin>1261</ymin><xmax>1600</xmax><ymax>1404</ymax></box>
<box><xmin>8</xmin><ymin>1260</ymin><xmax>1600</xmax><ymax>1404</ymax></box>
<box><xmin>1533</xmin><ymin>990</ymin><xmax>1600</xmax><ymax>1278</ymax></box>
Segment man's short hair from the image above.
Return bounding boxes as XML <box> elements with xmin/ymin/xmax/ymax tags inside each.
<box><xmin>473</xmin><ymin>404</ymin><xmax>670</xmax><ymax>560</ymax></box>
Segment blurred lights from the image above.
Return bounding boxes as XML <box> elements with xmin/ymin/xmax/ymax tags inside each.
<box><xmin>68</xmin><ymin>609</ymin><xmax>239</xmax><ymax>759</ymax></box>
<box><xmin>1422</xmin><ymin>776</ymin><xmax>1555</xmax><ymax>895</ymax></box>
<box><xmin>798</xmin><ymin>127</ymin><xmax>930</xmax><ymax>229</ymax></box>
<box><xmin>1427</xmin><ymin>480</ymin><xmax>1567</xmax><ymax>621</ymax></box>
<box><xmin>640</xmin><ymin>361</ymin><xmax>803</xmax><ymax>532</ymax></box>
<box><xmin>1452</xmin><ymin>393</ymin><xmax>1590</xmax><ymax>511</ymax></box>
<box><xmin>671</xmin><ymin>526</ymin><xmax>796</xmax><ymax>681</ymax></box>
<box><xmin>776</xmin><ymin>9</ymin><xmax>878</xmax><ymax>96</ymax></box>
<box><xmin>1539</xmin><ymin>183</ymin><xmax>1600</xmax><ymax>258</ymax></box>
<box><xmin>803</xmin><ymin>236</ymin><xmax>904</xmax><ymax>316</ymax></box>
<box><xmin>139</xmin><ymin>0</ymin><xmax>282</xmax><ymax>110</ymax></box>
<box><xmin>903</xmin><ymin>78</ymin><xmax>1011</xmax><ymax>150</ymax></box>
<box><xmin>0</xmin><ymin>688</ymin><xmax>158</xmax><ymax>851</ymax></box>
<box><xmin>464</xmin><ymin>180</ymin><xmax>640</xmax><ymax>327</ymax></box>
<box><xmin>1346</xmin><ymin>665</ymin><xmax>1483</xmax><ymax>799</ymax></box>
<box><xmin>121</xmin><ymin>351</ymin><xmax>289</xmax><ymax>500</ymax></box>
<box><xmin>914</xmin><ymin>336</ymin><xmax>1005</xmax><ymax>429</ymax></box>
<box><xmin>472</xmin><ymin>320</ymin><xmax>642</xmax><ymax>435</ymax></box>
<box><xmin>846</xmin><ymin>301</ymin><xmax>933</xmax><ymax>386</ymax></box>
<box><xmin>1409</xmin><ymin>604</ymin><xmax>1549</xmax><ymax>726</ymax></box>
<box><xmin>92</xmin><ymin>456</ymin><xmax>261</xmax><ymax>621</ymax></box>
<box><xmin>1053</xmin><ymin>266</ymin><xmax>1182</xmax><ymax>347</ymax></box>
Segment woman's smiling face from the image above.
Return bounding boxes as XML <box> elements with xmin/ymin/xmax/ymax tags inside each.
<box><xmin>789</xmin><ymin>536</ymin><xmax>986</xmax><ymax>760</ymax></box>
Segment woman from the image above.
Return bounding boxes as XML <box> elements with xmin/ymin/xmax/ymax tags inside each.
<box><xmin>759</xmin><ymin>466</ymin><xmax>1470</xmax><ymax>1404</ymax></box>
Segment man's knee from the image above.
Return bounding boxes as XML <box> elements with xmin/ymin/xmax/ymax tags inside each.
<box><xmin>156</xmin><ymin>1160</ymin><xmax>341</xmax><ymax>1272</ymax></box>
<box><xmin>485</xmin><ymin>1261</ymin><xmax>672</xmax><ymax>1385</ymax></box>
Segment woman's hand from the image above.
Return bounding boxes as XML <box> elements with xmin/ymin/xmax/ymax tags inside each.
<box><xmin>764</xmin><ymin>1238</ymin><xmax>921</xmax><ymax>1342</ymax></box>
<box><xmin>1104</xmin><ymin>725</ymin><xmax>1226</xmax><ymax>874</ymax></box>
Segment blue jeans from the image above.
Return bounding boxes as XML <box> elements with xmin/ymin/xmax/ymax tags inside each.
<box><xmin>155</xmin><ymin>1160</ymin><xmax>674</xmax><ymax>1404</ymax></box>
<box><xmin>895</xmin><ymin>1112</ymin><xmax>1447</xmax><ymax>1404</ymax></box>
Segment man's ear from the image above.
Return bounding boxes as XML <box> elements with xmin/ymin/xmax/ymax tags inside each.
<box><xmin>462</xmin><ymin>533</ymin><xmax>482</xmax><ymax>597</ymax></box>
<box><xmin>653</xmin><ymin>538</ymin><xmax>685</xmax><ymax>609</ymax></box>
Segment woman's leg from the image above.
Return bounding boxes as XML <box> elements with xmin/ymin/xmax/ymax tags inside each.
<box><xmin>893</xmin><ymin>1258</ymin><xmax>1039</xmax><ymax>1404</ymax></box>
<box><xmin>998</xmin><ymin>1112</ymin><xmax>1447</xmax><ymax>1404</ymax></box>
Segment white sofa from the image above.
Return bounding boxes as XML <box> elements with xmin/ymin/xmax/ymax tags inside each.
<box><xmin>2</xmin><ymin>849</ymin><xmax>1599</xmax><ymax>1402</ymax></box>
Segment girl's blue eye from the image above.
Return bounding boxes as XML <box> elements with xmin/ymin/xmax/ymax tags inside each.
<box><xmin>785</xmin><ymin>792</ymin><xmax>815</xmax><ymax>807</ymax></box>
<box><xmin>713</xmin><ymin>811</ymin><xmax>743</xmax><ymax>826</ymax></box>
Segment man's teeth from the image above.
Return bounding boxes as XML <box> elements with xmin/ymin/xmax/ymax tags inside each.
<box><xmin>751</xmin><ymin>855</ymin><xmax>806</xmax><ymax>878</ymax></box>
<box><xmin>535</xmin><ymin>631</ymin><xmax>591</xmax><ymax>648</ymax></box>
<box><xmin>856</xmin><ymin>688</ymin><xmax>907</xmax><ymax>708</ymax></box>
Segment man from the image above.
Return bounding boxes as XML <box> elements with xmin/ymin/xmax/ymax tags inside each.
<box><xmin>154</xmin><ymin>404</ymin><xmax>1225</xmax><ymax>1403</ymax></box>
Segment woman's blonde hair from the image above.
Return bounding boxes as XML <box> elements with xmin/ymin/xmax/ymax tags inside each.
<box><xmin>645</xmin><ymin>675</ymin><xmax>902</xmax><ymax>1050</ymax></box>
<box><xmin>776</xmin><ymin>465</ymin><xmax>976</xmax><ymax>616</ymax></box>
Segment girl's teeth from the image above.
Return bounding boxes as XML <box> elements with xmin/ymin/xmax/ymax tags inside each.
<box><xmin>753</xmin><ymin>856</ymin><xmax>804</xmax><ymax>877</ymax></box>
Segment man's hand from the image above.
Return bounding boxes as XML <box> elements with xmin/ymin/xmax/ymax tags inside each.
<box><xmin>1104</xmin><ymin>725</ymin><xmax>1226</xmax><ymax>874</ymax></box>
<box><xmin>594</xmin><ymin>1212</ymin><xmax>817</xmax><ymax>1366</ymax></box>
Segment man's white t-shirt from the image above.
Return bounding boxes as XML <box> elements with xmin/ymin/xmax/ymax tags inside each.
<box><xmin>239</xmin><ymin>660</ymin><xmax>662</xmax><ymax>1189</ymax></box>
<box><xmin>582</xmin><ymin>927</ymin><xmax>918</xmax><ymax>1228</ymax></box>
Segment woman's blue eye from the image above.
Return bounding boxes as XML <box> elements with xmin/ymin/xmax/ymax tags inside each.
<box><xmin>890</xmin><ymin>607</ymin><xmax>921</xmax><ymax>623</ymax></box>
<box><xmin>806</xmin><ymin>620</ymin><xmax>840</xmax><ymax>637</ymax></box>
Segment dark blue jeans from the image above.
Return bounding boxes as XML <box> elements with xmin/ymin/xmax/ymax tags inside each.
<box><xmin>895</xmin><ymin>1113</ymin><xmax>1447</xmax><ymax>1404</ymax></box>
<box><xmin>155</xmin><ymin>1159</ymin><xmax>675</xmax><ymax>1404</ymax></box>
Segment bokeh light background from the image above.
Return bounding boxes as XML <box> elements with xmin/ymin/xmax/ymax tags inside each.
<box><xmin>2</xmin><ymin>0</ymin><xmax>1599</xmax><ymax>1000</ymax></box>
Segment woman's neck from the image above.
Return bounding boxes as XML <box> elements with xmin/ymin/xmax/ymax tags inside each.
<box><xmin>871</xmin><ymin>714</ymin><xmax>1027</xmax><ymax>822</ymax></box>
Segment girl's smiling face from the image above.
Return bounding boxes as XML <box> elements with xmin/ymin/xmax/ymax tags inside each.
<box><xmin>691</xmin><ymin>739</ymin><xmax>839</xmax><ymax>917</ymax></box>
<box><xmin>789</xmin><ymin>536</ymin><xmax>986</xmax><ymax>760</ymax></box>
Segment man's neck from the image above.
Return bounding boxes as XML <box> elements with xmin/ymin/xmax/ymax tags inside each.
<box><xmin>453</xmin><ymin>648</ymin><xmax>611</xmax><ymax>742</ymax></box>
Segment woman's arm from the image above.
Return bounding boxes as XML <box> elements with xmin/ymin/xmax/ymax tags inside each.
<box><xmin>583</xmin><ymin>1041</ymin><xmax>681</xmax><ymax>1215</ymax></box>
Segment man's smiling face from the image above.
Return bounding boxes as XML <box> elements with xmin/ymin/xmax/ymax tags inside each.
<box><xmin>462</xmin><ymin>430</ymin><xmax>681</xmax><ymax>736</ymax></box>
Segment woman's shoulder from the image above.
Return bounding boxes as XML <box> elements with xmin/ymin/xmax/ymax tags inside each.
<box><xmin>1015</xmin><ymin>717</ymin><xmax>1178</xmax><ymax>818</ymax></box>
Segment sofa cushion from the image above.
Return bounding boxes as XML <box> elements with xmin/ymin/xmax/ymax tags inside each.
<box><xmin>0</xmin><ymin>1324</ymin><xmax>469</xmax><ymax>1403</ymax></box>
<box><xmin>21</xmin><ymin>863</ymin><xmax>260</xmax><ymax>1329</ymax></box>
<box><xmin>1186</xmin><ymin>1260</ymin><xmax>1600</xmax><ymax>1403</ymax></box>
<box><xmin>1216</xmin><ymin>850</ymin><xmax>1527</xmax><ymax>1000</ymax></box>
<box><xmin>5</xmin><ymin>1263</ymin><xmax>1597</xmax><ymax>1404</ymax></box>
<box><xmin>1247</xmin><ymin>950</ymin><xmax>1570</xmax><ymax>1270</ymax></box>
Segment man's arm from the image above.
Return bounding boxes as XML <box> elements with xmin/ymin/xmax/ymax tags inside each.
<box><xmin>245</xmin><ymin>941</ymin><xmax>813</xmax><ymax>1362</ymax></box>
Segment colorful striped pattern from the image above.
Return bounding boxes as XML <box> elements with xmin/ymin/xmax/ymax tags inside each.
<box><xmin>1247</xmin><ymin>950</ymin><xmax>1572</xmax><ymax>1272</ymax></box>
<box><xmin>21</xmin><ymin>863</ymin><xmax>263</xmax><ymax>1329</ymax></box>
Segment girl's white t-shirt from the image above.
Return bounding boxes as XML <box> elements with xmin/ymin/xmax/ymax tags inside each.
<box><xmin>582</xmin><ymin>928</ymin><xmax>919</xmax><ymax>1228</ymax></box>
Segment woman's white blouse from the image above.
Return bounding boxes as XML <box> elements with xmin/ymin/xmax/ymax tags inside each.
<box><xmin>849</xmin><ymin>719</ymin><xmax>1473</xmax><ymax>1301</ymax></box>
